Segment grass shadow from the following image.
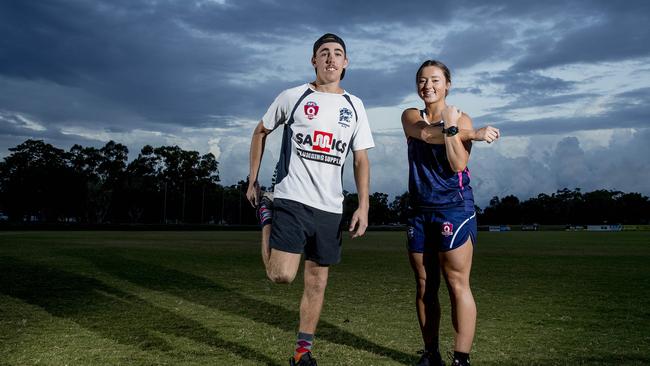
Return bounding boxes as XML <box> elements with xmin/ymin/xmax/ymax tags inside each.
<box><xmin>0</xmin><ymin>256</ymin><xmax>282</xmax><ymax>365</ymax></box>
<box><xmin>64</xmin><ymin>248</ymin><xmax>416</xmax><ymax>364</ymax></box>
<box><xmin>477</xmin><ymin>355</ymin><xmax>650</xmax><ymax>366</ymax></box>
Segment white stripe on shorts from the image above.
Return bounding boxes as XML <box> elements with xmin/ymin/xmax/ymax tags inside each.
<box><xmin>449</xmin><ymin>211</ymin><xmax>476</xmax><ymax>249</ymax></box>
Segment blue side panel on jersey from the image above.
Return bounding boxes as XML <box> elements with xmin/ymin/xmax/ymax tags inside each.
<box><xmin>342</xmin><ymin>94</ymin><xmax>358</xmax><ymax>123</ymax></box>
<box><xmin>273</xmin><ymin>88</ymin><xmax>314</xmax><ymax>187</ymax></box>
<box><xmin>340</xmin><ymin>94</ymin><xmax>358</xmax><ymax>185</ymax></box>
<box><xmin>274</xmin><ymin>125</ymin><xmax>293</xmax><ymax>187</ymax></box>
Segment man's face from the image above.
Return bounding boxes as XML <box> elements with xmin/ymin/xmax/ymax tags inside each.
<box><xmin>311</xmin><ymin>42</ymin><xmax>348</xmax><ymax>83</ymax></box>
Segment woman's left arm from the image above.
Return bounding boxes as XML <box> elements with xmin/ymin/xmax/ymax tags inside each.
<box><xmin>442</xmin><ymin>105</ymin><xmax>473</xmax><ymax>172</ymax></box>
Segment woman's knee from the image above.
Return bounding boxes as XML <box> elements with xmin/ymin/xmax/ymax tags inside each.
<box><xmin>445</xmin><ymin>270</ymin><xmax>470</xmax><ymax>293</ymax></box>
<box><xmin>414</xmin><ymin>276</ymin><xmax>427</xmax><ymax>297</ymax></box>
<box><xmin>415</xmin><ymin>276</ymin><xmax>441</xmax><ymax>302</ymax></box>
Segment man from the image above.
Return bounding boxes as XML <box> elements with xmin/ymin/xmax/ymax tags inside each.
<box><xmin>246</xmin><ymin>33</ymin><xmax>374</xmax><ymax>366</ymax></box>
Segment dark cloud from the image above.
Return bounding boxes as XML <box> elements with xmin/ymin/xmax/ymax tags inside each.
<box><xmin>509</xmin><ymin>1</ymin><xmax>650</xmax><ymax>71</ymax></box>
<box><xmin>1</xmin><ymin>0</ymin><xmax>644</xmax><ymax>131</ymax></box>
<box><xmin>550</xmin><ymin>136</ymin><xmax>591</xmax><ymax>189</ymax></box>
<box><xmin>480</xmin><ymin>109</ymin><xmax>641</xmax><ymax>137</ymax></box>
<box><xmin>179</xmin><ymin>1</ymin><xmax>458</xmax><ymax>34</ymax></box>
<box><xmin>469</xmin><ymin>127</ymin><xmax>650</xmax><ymax>206</ymax></box>
<box><xmin>454</xmin><ymin>87</ymin><xmax>483</xmax><ymax>95</ymax></box>
<box><xmin>0</xmin><ymin>0</ymin><xmax>463</xmax><ymax>130</ymax></box>
<box><xmin>0</xmin><ymin>0</ymin><xmax>648</xmax><ymax>199</ymax></box>
<box><xmin>488</xmin><ymin>93</ymin><xmax>597</xmax><ymax>114</ymax></box>
<box><xmin>489</xmin><ymin>70</ymin><xmax>576</xmax><ymax>97</ymax></box>
<box><xmin>344</xmin><ymin>62</ymin><xmax>419</xmax><ymax>107</ymax></box>
<box><xmin>437</xmin><ymin>23</ymin><xmax>518</xmax><ymax>69</ymax></box>
<box><xmin>0</xmin><ymin>118</ymin><xmax>104</xmax><ymax>152</ymax></box>
<box><xmin>0</xmin><ymin>1</ymin><xmax>289</xmax><ymax>129</ymax></box>
<box><xmin>477</xmin><ymin>87</ymin><xmax>650</xmax><ymax>136</ymax></box>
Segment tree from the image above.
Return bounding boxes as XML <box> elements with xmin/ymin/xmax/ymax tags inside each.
<box><xmin>0</xmin><ymin>140</ymin><xmax>73</xmax><ymax>221</ymax></box>
<box><xmin>389</xmin><ymin>191</ymin><xmax>411</xmax><ymax>224</ymax></box>
<box><xmin>367</xmin><ymin>192</ymin><xmax>390</xmax><ymax>225</ymax></box>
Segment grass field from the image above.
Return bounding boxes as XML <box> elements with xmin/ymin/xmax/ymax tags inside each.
<box><xmin>0</xmin><ymin>231</ymin><xmax>649</xmax><ymax>365</ymax></box>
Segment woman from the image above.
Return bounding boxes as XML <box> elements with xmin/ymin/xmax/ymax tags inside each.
<box><xmin>401</xmin><ymin>60</ymin><xmax>499</xmax><ymax>366</ymax></box>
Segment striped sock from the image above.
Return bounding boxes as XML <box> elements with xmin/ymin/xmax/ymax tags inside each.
<box><xmin>293</xmin><ymin>332</ymin><xmax>313</xmax><ymax>361</ymax></box>
<box><xmin>257</xmin><ymin>204</ymin><xmax>272</xmax><ymax>226</ymax></box>
<box><xmin>256</xmin><ymin>193</ymin><xmax>273</xmax><ymax>227</ymax></box>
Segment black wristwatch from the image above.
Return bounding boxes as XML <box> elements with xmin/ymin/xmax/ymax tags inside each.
<box><xmin>442</xmin><ymin>125</ymin><xmax>459</xmax><ymax>136</ymax></box>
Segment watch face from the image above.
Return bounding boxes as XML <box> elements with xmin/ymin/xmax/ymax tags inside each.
<box><xmin>446</xmin><ymin>126</ymin><xmax>459</xmax><ymax>136</ymax></box>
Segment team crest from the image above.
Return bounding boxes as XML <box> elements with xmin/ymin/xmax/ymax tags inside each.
<box><xmin>304</xmin><ymin>101</ymin><xmax>319</xmax><ymax>120</ymax></box>
<box><xmin>441</xmin><ymin>222</ymin><xmax>454</xmax><ymax>237</ymax></box>
<box><xmin>338</xmin><ymin>107</ymin><xmax>352</xmax><ymax>127</ymax></box>
<box><xmin>407</xmin><ymin>226</ymin><xmax>415</xmax><ymax>240</ymax></box>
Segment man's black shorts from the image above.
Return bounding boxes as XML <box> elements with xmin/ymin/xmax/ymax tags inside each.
<box><xmin>269</xmin><ymin>198</ymin><xmax>343</xmax><ymax>265</ymax></box>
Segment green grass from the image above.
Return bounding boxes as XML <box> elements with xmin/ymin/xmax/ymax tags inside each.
<box><xmin>0</xmin><ymin>231</ymin><xmax>648</xmax><ymax>365</ymax></box>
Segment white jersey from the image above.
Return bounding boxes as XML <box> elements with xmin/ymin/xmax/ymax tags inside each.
<box><xmin>262</xmin><ymin>83</ymin><xmax>374</xmax><ymax>213</ymax></box>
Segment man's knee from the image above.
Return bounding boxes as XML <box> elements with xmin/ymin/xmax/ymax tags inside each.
<box><xmin>267</xmin><ymin>266</ymin><xmax>297</xmax><ymax>284</ymax></box>
<box><xmin>304</xmin><ymin>265</ymin><xmax>329</xmax><ymax>294</ymax></box>
<box><xmin>266</xmin><ymin>250</ymin><xmax>301</xmax><ymax>284</ymax></box>
<box><xmin>305</xmin><ymin>274</ymin><xmax>327</xmax><ymax>293</ymax></box>
<box><xmin>266</xmin><ymin>261</ymin><xmax>297</xmax><ymax>284</ymax></box>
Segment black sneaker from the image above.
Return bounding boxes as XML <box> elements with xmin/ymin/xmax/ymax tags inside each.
<box><xmin>416</xmin><ymin>350</ymin><xmax>445</xmax><ymax>366</ymax></box>
<box><xmin>450</xmin><ymin>358</ymin><xmax>469</xmax><ymax>366</ymax></box>
<box><xmin>289</xmin><ymin>352</ymin><xmax>317</xmax><ymax>366</ymax></box>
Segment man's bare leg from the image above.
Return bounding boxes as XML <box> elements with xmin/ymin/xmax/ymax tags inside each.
<box><xmin>261</xmin><ymin>224</ymin><xmax>272</xmax><ymax>270</ymax></box>
<box><xmin>299</xmin><ymin>260</ymin><xmax>329</xmax><ymax>333</ymax></box>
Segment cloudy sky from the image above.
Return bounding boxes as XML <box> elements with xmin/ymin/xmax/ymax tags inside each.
<box><xmin>1</xmin><ymin>0</ymin><xmax>649</xmax><ymax>207</ymax></box>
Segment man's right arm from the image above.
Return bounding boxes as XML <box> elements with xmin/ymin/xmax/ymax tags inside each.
<box><xmin>246</xmin><ymin>120</ymin><xmax>271</xmax><ymax>207</ymax></box>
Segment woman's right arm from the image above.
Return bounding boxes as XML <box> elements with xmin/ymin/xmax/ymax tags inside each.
<box><xmin>401</xmin><ymin>108</ymin><xmax>497</xmax><ymax>143</ymax></box>
<box><xmin>401</xmin><ymin>108</ymin><xmax>445</xmax><ymax>143</ymax></box>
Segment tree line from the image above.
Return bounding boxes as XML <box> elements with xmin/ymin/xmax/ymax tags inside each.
<box><xmin>478</xmin><ymin>188</ymin><xmax>649</xmax><ymax>225</ymax></box>
<box><xmin>0</xmin><ymin>140</ymin><xmax>648</xmax><ymax>225</ymax></box>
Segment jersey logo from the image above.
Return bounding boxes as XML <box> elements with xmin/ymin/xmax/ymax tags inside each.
<box><xmin>338</xmin><ymin>107</ymin><xmax>352</xmax><ymax>127</ymax></box>
<box><xmin>295</xmin><ymin>131</ymin><xmax>347</xmax><ymax>153</ymax></box>
<box><xmin>312</xmin><ymin>130</ymin><xmax>333</xmax><ymax>152</ymax></box>
<box><xmin>441</xmin><ymin>222</ymin><xmax>454</xmax><ymax>237</ymax></box>
<box><xmin>304</xmin><ymin>101</ymin><xmax>319</xmax><ymax>120</ymax></box>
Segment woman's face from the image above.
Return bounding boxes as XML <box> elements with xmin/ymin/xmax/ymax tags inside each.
<box><xmin>417</xmin><ymin>66</ymin><xmax>450</xmax><ymax>103</ymax></box>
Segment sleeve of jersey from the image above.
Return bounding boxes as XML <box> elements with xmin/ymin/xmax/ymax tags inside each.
<box><xmin>349</xmin><ymin>98</ymin><xmax>375</xmax><ymax>151</ymax></box>
<box><xmin>261</xmin><ymin>89</ymin><xmax>291</xmax><ymax>130</ymax></box>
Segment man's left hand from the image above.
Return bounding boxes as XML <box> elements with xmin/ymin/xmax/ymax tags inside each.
<box><xmin>349</xmin><ymin>208</ymin><xmax>368</xmax><ymax>238</ymax></box>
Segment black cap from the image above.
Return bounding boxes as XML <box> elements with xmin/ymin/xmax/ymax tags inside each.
<box><xmin>312</xmin><ymin>33</ymin><xmax>346</xmax><ymax>56</ymax></box>
<box><xmin>312</xmin><ymin>33</ymin><xmax>347</xmax><ymax>80</ymax></box>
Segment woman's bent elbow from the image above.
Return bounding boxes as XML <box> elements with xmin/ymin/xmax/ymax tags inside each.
<box><xmin>450</xmin><ymin>163</ymin><xmax>467</xmax><ymax>172</ymax></box>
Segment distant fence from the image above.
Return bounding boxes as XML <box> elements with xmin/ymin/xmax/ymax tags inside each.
<box><xmin>623</xmin><ymin>225</ymin><xmax>650</xmax><ymax>231</ymax></box>
<box><xmin>1</xmin><ymin>223</ymin><xmax>649</xmax><ymax>232</ymax></box>
<box><xmin>479</xmin><ymin>224</ymin><xmax>650</xmax><ymax>232</ymax></box>
<box><xmin>0</xmin><ymin>223</ymin><xmax>259</xmax><ymax>231</ymax></box>
<box><xmin>586</xmin><ymin>224</ymin><xmax>622</xmax><ymax>232</ymax></box>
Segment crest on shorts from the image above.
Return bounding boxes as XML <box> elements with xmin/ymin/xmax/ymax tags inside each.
<box><xmin>338</xmin><ymin>107</ymin><xmax>352</xmax><ymax>127</ymax></box>
<box><xmin>407</xmin><ymin>226</ymin><xmax>415</xmax><ymax>240</ymax></box>
<box><xmin>304</xmin><ymin>101</ymin><xmax>319</xmax><ymax>120</ymax></box>
<box><xmin>441</xmin><ymin>222</ymin><xmax>454</xmax><ymax>237</ymax></box>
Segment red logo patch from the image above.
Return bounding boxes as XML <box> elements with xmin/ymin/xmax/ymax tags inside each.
<box><xmin>304</xmin><ymin>101</ymin><xmax>319</xmax><ymax>120</ymax></box>
<box><xmin>312</xmin><ymin>130</ymin><xmax>333</xmax><ymax>152</ymax></box>
<box><xmin>441</xmin><ymin>222</ymin><xmax>454</xmax><ymax>237</ymax></box>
